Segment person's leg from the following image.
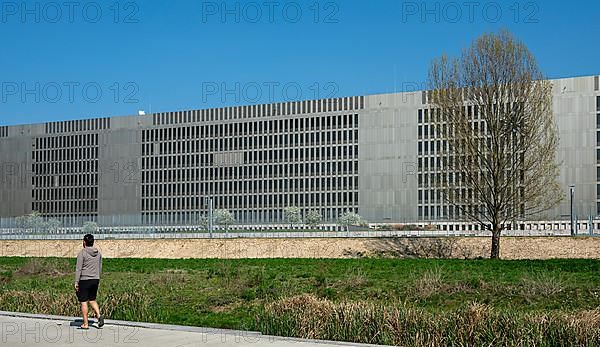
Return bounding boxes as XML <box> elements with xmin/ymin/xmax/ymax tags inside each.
<box><xmin>89</xmin><ymin>280</ymin><xmax>104</xmax><ymax>327</ymax></box>
<box><xmin>89</xmin><ymin>301</ymin><xmax>100</xmax><ymax>318</ymax></box>
<box><xmin>80</xmin><ymin>302</ymin><xmax>89</xmax><ymax>328</ymax></box>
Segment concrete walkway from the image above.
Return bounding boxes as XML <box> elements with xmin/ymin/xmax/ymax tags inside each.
<box><xmin>0</xmin><ymin>311</ymin><xmax>379</xmax><ymax>347</ymax></box>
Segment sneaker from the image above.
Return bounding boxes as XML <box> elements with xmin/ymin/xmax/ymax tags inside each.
<box><xmin>97</xmin><ymin>315</ymin><xmax>105</xmax><ymax>328</ymax></box>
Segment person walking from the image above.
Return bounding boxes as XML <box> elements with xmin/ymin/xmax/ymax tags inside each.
<box><xmin>74</xmin><ymin>234</ymin><xmax>104</xmax><ymax>329</ymax></box>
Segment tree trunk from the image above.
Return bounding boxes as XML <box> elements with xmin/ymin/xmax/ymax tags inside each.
<box><xmin>490</xmin><ymin>226</ymin><xmax>501</xmax><ymax>259</ymax></box>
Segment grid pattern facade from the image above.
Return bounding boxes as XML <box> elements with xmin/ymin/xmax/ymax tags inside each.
<box><xmin>417</xmin><ymin>103</ymin><xmax>525</xmax><ymax>224</ymax></box>
<box><xmin>140</xmin><ymin>99</ymin><xmax>362</xmax><ymax>225</ymax></box>
<box><xmin>45</xmin><ymin>118</ymin><xmax>110</xmax><ymax>134</ymax></box>
<box><xmin>1</xmin><ymin>75</ymin><xmax>598</xmax><ymax>226</ymax></box>
<box><xmin>417</xmin><ymin>107</ymin><xmax>448</xmax><ymax>221</ymax></box>
<box><xmin>152</xmin><ymin>97</ymin><xmax>365</xmax><ymax>125</ymax></box>
<box><xmin>31</xmin><ymin>134</ymin><xmax>100</xmax><ymax>220</ymax></box>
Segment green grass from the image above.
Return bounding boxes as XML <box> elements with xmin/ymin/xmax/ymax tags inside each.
<box><xmin>0</xmin><ymin>257</ymin><xmax>599</xmax><ymax>345</ymax></box>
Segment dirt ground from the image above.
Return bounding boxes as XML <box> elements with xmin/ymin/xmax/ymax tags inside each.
<box><xmin>0</xmin><ymin>236</ymin><xmax>599</xmax><ymax>259</ymax></box>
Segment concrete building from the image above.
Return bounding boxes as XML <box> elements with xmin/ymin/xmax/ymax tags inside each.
<box><xmin>0</xmin><ymin>75</ymin><xmax>599</xmax><ymax>228</ymax></box>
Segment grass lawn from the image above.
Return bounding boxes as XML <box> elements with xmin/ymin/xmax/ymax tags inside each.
<box><xmin>0</xmin><ymin>257</ymin><xmax>599</xmax><ymax>345</ymax></box>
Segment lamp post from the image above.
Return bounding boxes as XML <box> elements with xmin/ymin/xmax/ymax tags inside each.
<box><xmin>204</xmin><ymin>197</ymin><xmax>214</xmax><ymax>238</ymax></box>
<box><xmin>569</xmin><ymin>185</ymin><xmax>575</xmax><ymax>236</ymax></box>
<box><xmin>512</xmin><ymin>128</ymin><xmax>517</xmax><ymax>231</ymax></box>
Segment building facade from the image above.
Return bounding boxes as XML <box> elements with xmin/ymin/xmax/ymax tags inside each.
<box><xmin>0</xmin><ymin>75</ymin><xmax>599</xmax><ymax>227</ymax></box>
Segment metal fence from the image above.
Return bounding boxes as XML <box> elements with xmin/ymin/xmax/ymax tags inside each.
<box><xmin>0</xmin><ymin>227</ymin><xmax>583</xmax><ymax>240</ymax></box>
<box><xmin>0</xmin><ymin>214</ymin><xmax>345</xmax><ymax>229</ymax></box>
<box><xmin>0</xmin><ymin>213</ymin><xmax>597</xmax><ymax>240</ymax></box>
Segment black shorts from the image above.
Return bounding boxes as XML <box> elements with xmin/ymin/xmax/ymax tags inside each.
<box><xmin>77</xmin><ymin>279</ymin><xmax>99</xmax><ymax>302</ymax></box>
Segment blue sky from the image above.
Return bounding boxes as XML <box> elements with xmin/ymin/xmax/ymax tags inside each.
<box><xmin>0</xmin><ymin>0</ymin><xmax>598</xmax><ymax>125</ymax></box>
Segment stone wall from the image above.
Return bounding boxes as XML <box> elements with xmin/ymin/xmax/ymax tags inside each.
<box><xmin>0</xmin><ymin>237</ymin><xmax>598</xmax><ymax>259</ymax></box>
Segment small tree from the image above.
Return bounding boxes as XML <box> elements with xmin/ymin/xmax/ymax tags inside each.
<box><xmin>82</xmin><ymin>221</ymin><xmax>98</xmax><ymax>234</ymax></box>
<box><xmin>283</xmin><ymin>206</ymin><xmax>302</xmax><ymax>229</ymax></box>
<box><xmin>16</xmin><ymin>211</ymin><xmax>44</xmax><ymax>233</ymax></box>
<box><xmin>45</xmin><ymin>219</ymin><xmax>62</xmax><ymax>234</ymax></box>
<box><xmin>28</xmin><ymin>211</ymin><xmax>45</xmax><ymax>232</ymax></box>
<box><xmin>338</xmin><ymin>211</ymin><xmax>363</xmax><ymax>233</ymax></box>
<box><xmin>358</xmin><ymin>219</ymin><xmax>370</xmax><ymax>228</ymax></box>
<box><xmin>215</xmin><ymin>209</ymin><xmax>235</xmax><ymax>230</ymax></box>
<box><xmin>198</xmin><ymin>215</ymin><xmax>210</xmax><ymax>231</ymax></box>
<box><xmin>305</xmin><ymin>210</ymin><xmax>323</xmax><ymax>230</ymax></box>
<box><xmin>15</xmin><ymin>215</ymin><xmax>27</xmax><ymax>230</ymax></box>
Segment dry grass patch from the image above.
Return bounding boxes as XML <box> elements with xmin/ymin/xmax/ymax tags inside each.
<box><xmin>331</xmin><ymin>268</ymin><xmax>370</xmax><ymax>291</ymax></box>
<box><xmin>0</xmin><ymin>288</ymin><xmax>156</xmax><ymax>322</ymax></box>
<box><xmin>411</xmin><ymin>267</ymin><xmax>445</xmax><ymax>299</ymax></box>
<box><xmin>15</xmin><ymin>258</ymin><xmax>71</xmax><ymax>277</ymax></box>
<box><xmin>0</xmin><ymin>290</ymin><xmax>79</xmax><ymax>316</ymax></box>
<box><xmin>520</xmin><ymin>272</ymin><xmax>566</xmax><ymax>297</ymax></box>
<box><xmin>209</xmin><ymin>301</ymin><xmax>243</xmax><ymax>313</ymax></box>
<box><xmin>257</xmin><ymin>295</ymin><xmax>600</xmax><ymax>346</ymax></box>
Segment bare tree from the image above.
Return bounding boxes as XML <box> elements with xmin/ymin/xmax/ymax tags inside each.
<box><xmin>427</xmin><ymin>30</ymin><xmax>562</xmax><ymax>259</ymax></box>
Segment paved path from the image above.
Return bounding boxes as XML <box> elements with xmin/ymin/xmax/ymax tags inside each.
<box><xmin>0</xmin><ymin>312</ymin><xmax>377</xmax><ymax>347</ymax></box>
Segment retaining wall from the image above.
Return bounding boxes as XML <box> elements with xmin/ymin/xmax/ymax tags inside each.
<box><xmin>0</xmin><ymin>237</ymin><xmax>598</xmax><ymax>259</ymax></box>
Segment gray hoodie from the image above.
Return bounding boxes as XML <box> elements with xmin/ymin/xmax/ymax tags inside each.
<box><xmin>74</xmin><ymin>247</ymin><xmax>102</xmax><ymax>284</ymax></box>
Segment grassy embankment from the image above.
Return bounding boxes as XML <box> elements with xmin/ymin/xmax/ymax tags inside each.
<box><xmin>0</xmin><ymin>257</ymin><xmax>599</xmax><ymax>346</ymax></box>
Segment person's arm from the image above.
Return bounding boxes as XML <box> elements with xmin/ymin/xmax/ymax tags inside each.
<box><xmin>99</xmin><ymin>252</ymin><xmax>102</xmax><ymax>277</ymax></box>
<box><xmin>74</xmin><ymin>251</ymin><xmax>83</xmax><ymax>285</ymax></box>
